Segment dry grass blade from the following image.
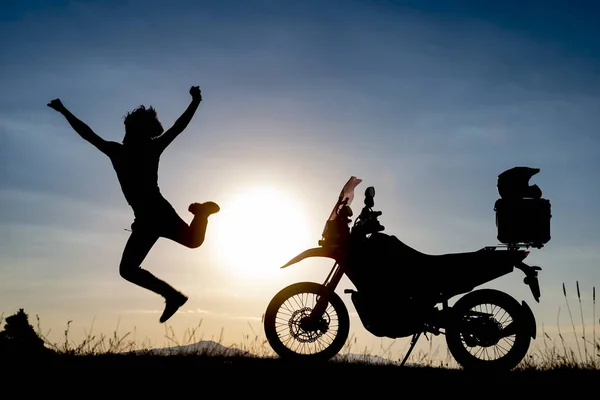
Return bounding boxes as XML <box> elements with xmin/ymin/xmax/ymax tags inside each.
<box><xmin>576</xmin><ymin>281</ymin><xmax>588</xmax><ymax>362</ymax></box>
<box><xmin>563</xmin><ymin>282</ymin><xmax>583</xmax><ymax>362</ymax></box>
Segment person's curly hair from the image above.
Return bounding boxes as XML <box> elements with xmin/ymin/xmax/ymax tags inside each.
<box><xmin>123</xmin><ymin>105</ymin><xmax>163</xmax><ymax>144</ymax></box>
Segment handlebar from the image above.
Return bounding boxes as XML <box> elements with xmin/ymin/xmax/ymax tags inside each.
<box><xmin>360</xmin><ymin>209</ymin><xmax>382</xmax><ymax>218</ymax></box>
<box><xmin>354</xmin><ymin>208</ymin><xmax>384</xmax><ymax>233</ymax></box>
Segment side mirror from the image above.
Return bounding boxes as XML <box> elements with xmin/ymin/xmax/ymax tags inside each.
<box><xmin>364</xmin><ymin>186</ymin><xmax>375</xmax><ymax>208</ymax></box>
<box><xmin>365</xmin><ymin>186</ymin><xmax>375</xmax><ymax>198</ymax></box>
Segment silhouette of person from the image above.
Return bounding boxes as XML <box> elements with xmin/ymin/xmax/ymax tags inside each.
<box><xmin>47</xmin><ymin>86</ymin><xmax>220</xmax><ymax>323</ymax></box>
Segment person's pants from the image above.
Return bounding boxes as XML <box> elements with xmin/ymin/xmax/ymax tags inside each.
<box><xmin>118</xmin><ymin>199</ymin><xmax>209</xmax><ymax>297</ymax></box>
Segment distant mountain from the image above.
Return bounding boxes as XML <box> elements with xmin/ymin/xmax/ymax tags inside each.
<box><xmin>127</xmin><ymin>340</ymin><xmax>250</xmax><ymax>357</ymax></box>
<box><xmin>127</xmin><ymin>340</ymin><xmax>414</xmax><ymax>366</ymax></box>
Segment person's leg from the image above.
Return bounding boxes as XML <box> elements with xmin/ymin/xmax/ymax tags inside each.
<box><xmin>119</xmin><ymin>229</ymin><xmax>178</xmax><ymax>297</ymax></box>
<box><xmin>161</xmin><ymin>201</ymin><xmax>220</xmax><ymax>248</ymax></box>
<box><xmin>119</xmin><ymin>223</ymin><xmax>188</xmax><ymax>323</ymax></box>
<box><xmin>139</xmin><ymin>200</ymin><xmax>218</xmax><ymax>322</ymax></box>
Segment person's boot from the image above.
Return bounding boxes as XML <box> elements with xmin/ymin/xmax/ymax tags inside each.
<box><xmin>188</xmin><ymin>201</ymin><xmax>220</xmax><ymax>216</ymax></box>
<box><xmin>159</xmin><ymin>291</ymin><xmax>188</xmax><ymax>323</ymax></box>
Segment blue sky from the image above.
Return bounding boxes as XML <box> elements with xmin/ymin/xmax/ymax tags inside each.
<box><xmin>1</xmin><ymin>0</ymin><xmax>599</xmax><ymax>359</ymax></box>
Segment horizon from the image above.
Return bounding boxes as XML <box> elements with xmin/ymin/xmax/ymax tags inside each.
<box><xmin>1</xmin><ymin>0</ymin><xmax>599</xmax><ymax>362</ymax></box>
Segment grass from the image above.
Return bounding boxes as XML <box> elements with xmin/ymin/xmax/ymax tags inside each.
<box><xmin>519</xmin><ymin>281</ymin><xmax>599</xmax><ymax>371</ymax></box>
<box><xmin>2</xmin><ymin>281</ymin><xmax>598</xmax><ymax>385</ymax></box>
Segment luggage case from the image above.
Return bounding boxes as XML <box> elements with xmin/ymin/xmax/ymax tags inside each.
<box><xmin>494</xmin><ymin>198</ymin><xmax>551</xmax><ymax>248</ymax></box>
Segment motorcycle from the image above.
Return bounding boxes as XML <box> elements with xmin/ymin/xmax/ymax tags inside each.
<box><xmin>264</xmin><ymin>175</ymin><xmax>548</xmax><ymax>371</ymax></box>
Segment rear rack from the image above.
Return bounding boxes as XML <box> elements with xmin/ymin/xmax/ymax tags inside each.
<box><xmin>483</xmin><ymin>243</ymin><xmax>536</xmax><ymax>251</ymax></box>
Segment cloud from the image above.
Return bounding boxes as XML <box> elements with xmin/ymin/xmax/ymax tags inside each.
<box><xmin>231</xmin><ymin>315</ymin><xmax>262</xmax><ymax>322</ymax></box>
<box><xmin>118</xmin><ymin>308</ymin><xmax>262</xmax><ymax>322</ymax></box>
<box><xmin>0</xmin><ymin>186</ymin><xmax>130</xmax><ymax>229</ymax></box>
<box><xmin>186</xmin><ymin>308</ymin><xmax>210</xmax><ymax>314</ymax></box>
<box><xmin>121</xmin><ymin>308</ymin><xmax>210</xmax><ymax>315</ymax></box>
<box><xmin>122</xmin><ymin>309</ymin><xmax>162</xmax><ymax>314</ymax></box>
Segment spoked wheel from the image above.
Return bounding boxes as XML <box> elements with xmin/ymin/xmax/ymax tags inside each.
<box><xmin>264</xmin><ymin>282</ymin><xmax>350</xmax><ymax>361</ymax></box>
<box><xmin>446</xmin><ymin>289</ymin><xmax>533</xmax><ymax>371</ymax></box>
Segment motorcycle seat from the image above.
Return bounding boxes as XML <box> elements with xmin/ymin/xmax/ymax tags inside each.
<box><xmin>388</xmin><ymin>235</ymin><xmax>482</xmax><ymax>267</ymax></box>
<box><xmin>411</xmin><ymin>248</ymin><xmax>480</xmax><ymax>266</ymax></box>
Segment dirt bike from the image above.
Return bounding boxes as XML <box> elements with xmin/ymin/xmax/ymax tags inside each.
<box><xmin>264</xmin><ymin>171</ymin><xmax>551</xmax><ymax>371</ymax></box>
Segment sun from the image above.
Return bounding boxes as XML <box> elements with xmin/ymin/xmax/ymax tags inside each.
<box><xmin>210</xmin><ymin>186</ymin><xmax>314</xmax><ymax>280</ymax></box>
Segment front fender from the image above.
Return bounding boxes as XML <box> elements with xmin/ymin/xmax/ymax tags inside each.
<box><xmin>281</xmin><ymin>247</ymin><xmax>340</xmax><ymax>269</ymax></box>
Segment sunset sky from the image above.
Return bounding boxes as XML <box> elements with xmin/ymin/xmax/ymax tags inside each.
<box><xmin>1</xmin><ymin>0</ymin><xmax>599</xmax><ymax>359</ymax></box>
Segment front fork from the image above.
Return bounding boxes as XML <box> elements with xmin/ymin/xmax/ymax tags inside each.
<box><xmin>308</xmin><ymin>261</ymin><xmax>345</xmax><ymax>321</ymax></box>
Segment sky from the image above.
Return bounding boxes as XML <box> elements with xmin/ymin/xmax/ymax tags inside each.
<box><xmin>1</xmin><ymin>0</ymin><xmax>599</xmax><ymax>361</ymax></box>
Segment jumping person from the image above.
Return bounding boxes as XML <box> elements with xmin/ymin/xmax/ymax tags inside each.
<box><xmin>47</xmin><ymin>86</ymin><xmax>220</xmax><ymax>323</ymax></box>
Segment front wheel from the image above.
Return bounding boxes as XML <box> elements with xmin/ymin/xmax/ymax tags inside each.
<box><xmin>446</xmin><ymin>289</ymin><xmax>533</xmax><ymax>371</ymax></box>
<box><xmin>264</xmin><ymin>282</ymin><xmax>350</xmax><ymax>361</ymax></box>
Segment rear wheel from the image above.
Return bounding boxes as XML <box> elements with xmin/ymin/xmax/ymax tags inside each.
<box><xmin>264</xmin><ymin>282</ymin><xmax>350</xmax><ymax>361</ymax></box>
<box><xmin>446</xmin><ymin>289</ymin><xmax>533</xmax><ymax>371</ymax></box>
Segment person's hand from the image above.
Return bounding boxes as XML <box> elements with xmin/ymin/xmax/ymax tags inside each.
<box><xmin>47</xmin><ymin>99</ymin><xmax>65</xmax><ymax>112</ymax></box>
<box><xmin>189</xmin><ymin>86</ymin><xmax>202</xmax><ymax>101</ymax></box>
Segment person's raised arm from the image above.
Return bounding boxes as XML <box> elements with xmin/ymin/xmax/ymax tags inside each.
<box><xmin>155</xmin><ymin>86</ymin><xmax>202</xmax><ymax>152</ymax></box>
<box><xmin>47</xmin><ymin>99</ymin><xmax>110</xmax><ymax>154</ymax></box>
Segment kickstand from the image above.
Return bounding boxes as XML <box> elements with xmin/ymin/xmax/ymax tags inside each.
<box><xmin>400</xmin><ymin>332</ymin><xmax>422</xmax><ymax>367</ymax></box>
